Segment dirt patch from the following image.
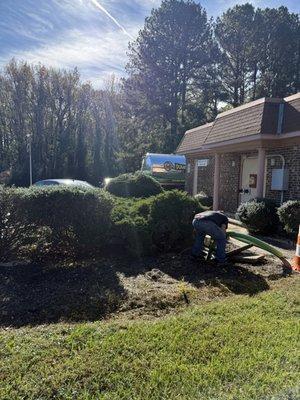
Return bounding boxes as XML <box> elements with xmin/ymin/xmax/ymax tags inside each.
<box><xmin>0</xmin><ymin>246</ymin><xmax>290</xmax><ymax>328</ymax></box>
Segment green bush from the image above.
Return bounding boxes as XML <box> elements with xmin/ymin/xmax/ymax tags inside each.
<box><xmin>194</xmin><ymin>191</ymin><xmax>213</xmax><ymax>208</ymax></box>
<box><xmin>277</xmin><ymin>200</ymin><xmax>300</xmax><ymax>235</ymax></box>
<box><xmin>110</xmin><ymin>197</ymin><xmax>153</xmax><ymax>256</ymax></box>
<box><xmin>113</xmin><ymin>216</ymin><xmax>153</xmax><ymax>257</ymax></box>
<box><xmin>0</xmin><ymin>186</ymin><xmax>14</xmax><ymax>260</ymax></box>
<box><xmin>1</xmin><ymin>186</ymin><xmax>114</xmax><ymax>260</ymax></box>
<box><xmin>0</xmin><ymin>186</ymin><xmax>36</xmax><ymax>261</ymax></box>
<box><xmin>149</xmin><ymin>190</ymin><xmax>203</xmax><ymax>252</ymax></box>
<box><xmin>111</xmin><ymin>190</ymin><xmax>203</xmax><ymax>255</ymax></box>
<box><xmin>236</xmin><ymin>198</ymin><xmax>279</xmax><ymax>234</ymax></box>
<box><xmin>1</xmin><ymin>186</ymin><xmax>204</xmax><ymax>261</ymax></box>
<box><xmin>105</xmin><ymin>172</ymin><xmax>163</xmax><ymax>198</ymax></box>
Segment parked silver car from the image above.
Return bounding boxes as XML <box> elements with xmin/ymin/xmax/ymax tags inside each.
<box><xmin>33</xmin><ymin>179</ymin><xmax>94</xmax><ymax>188</ymax></box>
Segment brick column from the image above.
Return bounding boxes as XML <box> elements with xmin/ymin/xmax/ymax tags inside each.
<box><xmin>192</xmin><ymin>159</ymin><xmax>198</xmax><ymax>195</ymax></box>
<box><xmin>257</xmin><ymin>148</ymin><xmax>266</xmax><ymax>198</ymax></box>
<box><xmin>213</xmin><ymin>153</ymin><xmax>220</xmax><ymax>210</ymax></box>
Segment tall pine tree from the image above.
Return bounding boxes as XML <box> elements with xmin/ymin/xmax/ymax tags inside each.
<box><xmin>126</xmin><ymin>0</ymin><xmax>216</xmax><ymax>151</ymax></box>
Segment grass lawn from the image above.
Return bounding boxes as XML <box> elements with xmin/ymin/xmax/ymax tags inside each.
<box><xmin>0</xmin><ymin>276</ymin><xmax>299</xmax><ymax>400</ymax></box>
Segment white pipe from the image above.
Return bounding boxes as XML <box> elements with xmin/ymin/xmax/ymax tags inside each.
<box><xmin>257</xmin><ymin>148</ymin><xmax>266</xmax><ymax>198</ymax></box>
<box><xmin>265</xmin><ymin>154</ymin><xmax>285</xmax><ymax>204</ymax></box>
<box><xmin>213</xmin><ymin>153</ymin><xmax>220</xmax><ymax>210</ymax></box>
<box><xmin>193</xmin><ymin>159</ymin><xmax>198</xmax><ymax>196</ymax></box>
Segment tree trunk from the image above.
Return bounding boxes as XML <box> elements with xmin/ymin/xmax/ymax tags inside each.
<box><xmin>181</xmin><ymin>65</ymin><xmax>187</xmax><ymax>126</ymax></box>
<box><xmin>295</xmin><ymin>37</ymin><xmax>300</xmax><ymax>93</ymax></box>
<box><xmin>170</xmin><ymin>117</ymin><xmax>177</xmax><ymax>152</ymax></box>
<box><xmin>233</xmin><ymin>70</ymin><xmax>239</xmax><ymax>107</ymax></box>
<box><xmin>252</xmin><ymin>63</ymin><xmax>258</xmax><ymax>100</ymax></box>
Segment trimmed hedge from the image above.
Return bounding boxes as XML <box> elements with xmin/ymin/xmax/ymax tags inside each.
<box><xmin>277</xmin><ymin>200</ymin><xmax>300</xmax><ymax>235</ymax></box>
<box><xmin>149</xmin><ymin>190</ymin><xmax>203</xmax><ymax>251</ymax></box>
<box><xmin>110</xmin><ymin>196</ymin><xmax>153</xmax><ymax>256</ymax></box>
<box><xmin>0</xmin><ymin>186</ymin><xmax>114</xmax><ymax>261</ymax></box>
<box><xmin>0</xmin><ymin>187</ymin><xmax>204</xmax><ymax>260</ymax></box>
<box><xmin>111</xmin><ymin>190</ymin><xmax>204</xmax><ymax>256</ymax></box>
<box><xmin>105</xmin><ymin>172</ymin><xmax>163</xmax><ymax>198</ymax></box>
<box><xmin>236</xmin><ymin>198</ymin><xmax>279</xmax><ymax>234</ymax></box>
<box><xmin>3</xmin><ymin>184</ymin><xmax>299</xmax><ymax>262</ymax></box>
<box><xmin>0</xmin><ymin>186</ymin><xmax>15</xmax><ymax>260</ymax></box>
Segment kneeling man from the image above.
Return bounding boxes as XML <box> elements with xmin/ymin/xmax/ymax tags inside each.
<box><xmin>191</xmin><ymin>210</ymin><xmax>228</xmax><ymax>265</ymax></box>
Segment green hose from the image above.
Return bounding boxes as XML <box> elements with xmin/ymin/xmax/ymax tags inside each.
<box><xmin>227</xmin><ymin>231</ymin><xmax>284</xmax><ymax>259</ymax></box>
<box><xmin>205</xmin><ymin>231</ymin><xmax>291</xmax><ymax>272</ymax></box>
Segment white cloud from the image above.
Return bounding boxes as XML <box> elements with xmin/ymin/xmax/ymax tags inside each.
<box><xmin>216</xmin><ymin>0</ymin><xmax>262</xmax><ymax>8</ymax></box>
<box><xmin>0</xmin><ymin>0</ymin><xmax>161</xmax><ymax>87</ymax></box>
<box><xmin>90</xmin><ymin>0</ymin><xmax>134</xmax><ymax>39</ymax></box>
<box><xmin>25</xmin><ymin>12</ymin><xmax>55</xmax><ymax>32</ymax></box>
<box><xmin>1</xmin><ymin>27</ymin><xmax>136</xmax><ymax>87</ymax></box>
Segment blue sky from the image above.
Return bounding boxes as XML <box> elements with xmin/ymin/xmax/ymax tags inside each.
<box><xmin>0</xmin><ymin>0</ymin><xmax>299</xmax><ymax>87</ymax></box>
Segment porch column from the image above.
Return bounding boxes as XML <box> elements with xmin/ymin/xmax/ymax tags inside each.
<box><xmin>213</xmin><ymin>153</ymin><xmax>220</xmax><ymax>211</ymax></box>
<box><xmin>257</xmin><ymin>148</ymin><xmax>266</xmax><ymax>198</ymax></box>
<box><xmin>192</xmin><ymin>159</ymin><xmax>198</xmax><ymax>196</ymax></box>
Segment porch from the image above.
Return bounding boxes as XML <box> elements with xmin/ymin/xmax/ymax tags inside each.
<box><xmin>176</xmin><ymin>93</ymin><xmax>300</xmax><ymax>212</ymax></box>
<box><xmin>186</xmin><ymin>134</ymin><xmax>300</xmax><ymax>212</ymax></box>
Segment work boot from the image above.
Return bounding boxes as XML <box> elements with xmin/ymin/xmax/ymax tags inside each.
<box><xmin>214</xmin><ymin>259</ymin><xmax>230</xmax><ymax>267</ymax></box>
<box><xmin>189</xmin><ymin>253</ymin><xmax>206</xmax><ymax>262</ymax></box>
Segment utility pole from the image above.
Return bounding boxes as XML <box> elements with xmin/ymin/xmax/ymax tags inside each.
<box><xmin>26</xmin><ymin>134</ymin><xmax>33</xmax><ymax>186</ymax></box>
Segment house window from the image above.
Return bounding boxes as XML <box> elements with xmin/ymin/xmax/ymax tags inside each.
<box><xmin>197</xmin><ymin>159</ymin><xmax>209</xmax><ymax>167</ymax></box>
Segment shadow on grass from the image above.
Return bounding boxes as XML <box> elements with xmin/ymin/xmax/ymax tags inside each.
<box><xmin>0</xmin><ymin>252</ymin><xmax>272</xmax><ymax>328</ymax></box>
<box><xmin>146</xmin><ymin>254</ymin><xmax>270</xmax><ymax>296</ymax></box>
<box><xmin>0</xmin><ymin>261</ymin><xmax>127</xmax><ymax>328</ymax></box>
<box><xmin>111</xmin><ymin>251</ymin><xmax>271</xmax><ymax>296</ymax></box>
<box><xmin>255</xmin><ymin>234</ymin><xmax>295</xmax><ymax>250</ymax></box>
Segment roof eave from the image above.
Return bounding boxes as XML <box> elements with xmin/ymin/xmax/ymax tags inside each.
<box><xmin>177</xmin><ymin>131</ymin><xmax>300</xmax><ymax>156</ymax></box>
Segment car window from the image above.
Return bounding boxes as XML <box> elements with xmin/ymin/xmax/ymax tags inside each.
<box><xmin>75</xmin><ymin>181</ymin><xmax>93</xmax><ymax>188</ymax></box>
<box><xmin>35</xmin><ymin>181</ymin><xmax>59</xmax><ymax>186</ymax></box>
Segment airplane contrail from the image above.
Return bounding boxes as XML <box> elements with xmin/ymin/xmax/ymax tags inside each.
<box><xmin>90</xmin><ymin>0</ymin><xmax>134</xmax><ymax>40</ymax></box>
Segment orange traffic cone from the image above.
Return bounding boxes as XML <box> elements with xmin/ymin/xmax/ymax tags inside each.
<box><xmin>292</xmin><ymin>225</ymin><xmax>300</xmax><ymax>272</ymax></box>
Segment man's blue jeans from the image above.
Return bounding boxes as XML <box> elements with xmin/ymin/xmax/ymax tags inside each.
<box><xmin>192</xmin><ymin>219</ymin><xmax>227</xmax><ymax>262</ymax></box>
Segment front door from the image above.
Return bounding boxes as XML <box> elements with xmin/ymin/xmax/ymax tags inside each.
<box><xmin>240</xmin><ymin>157</ymin><xmax>258</xmax><ymax>204</ymax></box>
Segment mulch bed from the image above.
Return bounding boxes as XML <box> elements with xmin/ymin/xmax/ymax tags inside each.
<box><xmin>0</xmin><ymin>252</ymin><xmax>286</xmax><ymax>328</ymax></box>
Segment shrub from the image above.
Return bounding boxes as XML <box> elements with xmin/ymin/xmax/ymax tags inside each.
<box><xmin>236</xmin><ymin>198</ymin><xmax>279</xmax><ymax>234</ymax></box>
<box><xmin>0</xmin><ymin>186</ymin><xmax>36</xmax><ymax>261</ymax></box>
<box><xmin>111</xmin><ymin>190</ymin><xmax>204</xmax><ymax>255</ymax></box>
<box><xmin>105</xmin><ymin>172</ymin><xmax>163</xmax><ymax>198</ymax></box>
<box><xmin>194</xmin><ymin>191</ymin><xmax>213</xmax><ymax>208</ymax></box>
<box><xmin>148</xmin><ymin>190</ymin><xmax>204</xmax><ymax>251</ymax></box>
<box><xmin>0</xmin><ymin>186</ymin><xmax>13</xmax><ymax>260</ymax></box>
<box><xmin>2</xmin><ymin>186</ymin><xmax>204</xmax><ymax>261</ymax></box>
<box><xmin>110</xmin><ymin>197</ymin><xmax>153</xmax><ymax>256</ymax></box>
<box><xmin>1</xmin><ymin>186</ymin><xmax>114</xmax><ymax>260</ymax></box>
<box><xmin>277</xmin><ymin>200</ymin><xmax>300</xmax><ymax>235</ymax></box>
<box><xmin>113</xmin><ymin>216</ymin><xmax>153</xmax><ymax>257</ymax></box>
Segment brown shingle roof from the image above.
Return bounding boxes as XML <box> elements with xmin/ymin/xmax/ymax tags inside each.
<box><xmin>205</xmin><ymin>98</ymin><xmax>280</xmax><ymax>144</ymax></box>
<box><xmin>176</xmin><ymin>123</ymin><xmax>213</xmax><ymax>153</ymax></box>
<box><xmin>176</xmin><ymin>94</ymin><xmax>300</xmax><ymax>154</ymax></box>
<box><xmin>261</xmin><ymin>101</ymin><xmax>282</xmax><ymax>134</ymax></box>
<box><xmin>283</xmin><ymin>93</ymin><xmax>300</xmax><ymax>133</ymax></box>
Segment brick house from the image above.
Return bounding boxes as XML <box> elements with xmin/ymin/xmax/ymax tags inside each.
<box><xmin>176</xmin><ymin>93</ymin><xmax>300</xmax><ymax>212</ymax></box>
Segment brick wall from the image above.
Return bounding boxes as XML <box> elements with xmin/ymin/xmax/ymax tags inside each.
<box><xmin>185</xmin><ymin>157</ymin><xmax>194</xmax><ymax>194</ymax></box>
<box><xmin>186</xmin><ymin>154</ymin><xmax>241</xmax><ymax>212</ymax></box>
<box><xmin>185</xmin><ymin>144</ymin><xmax>300</xmax><ymax>211</ymax></box>
<box><xmin>219</xmin><ymin>153</ymin><xmax>241</xmax><ymax>213</ymax></box>
<box><xmin>197</xmin><ymin>156</ymin><xmax>214</xmax><ymax>196</ymax></box>
<box><xmin>265</xmin><ymin>145</ymin><xmax>300</xmax><ymax>204</ymax></box>
<box><xmin>185</xmin><ymin>156</ymin><xmax>214</xmax><ymax>196</ymax></box>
